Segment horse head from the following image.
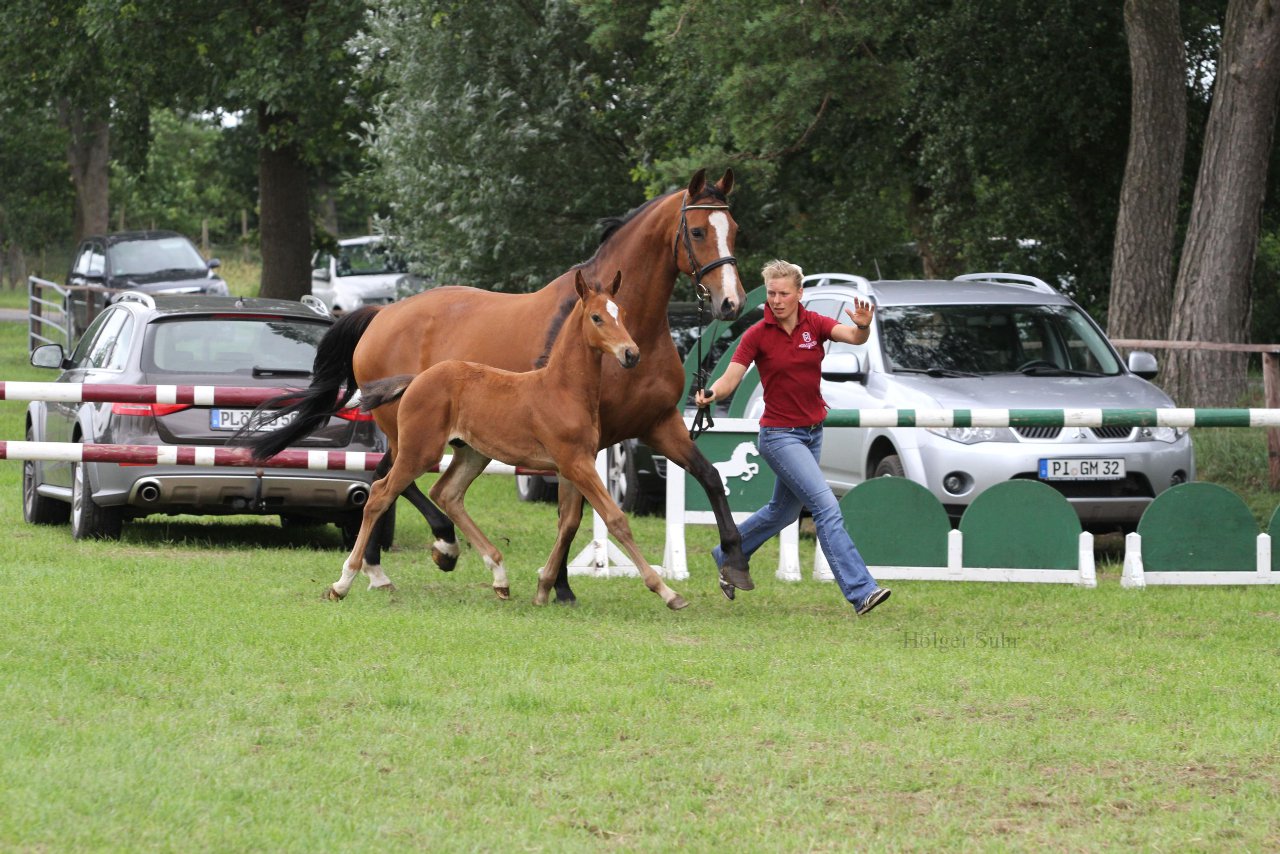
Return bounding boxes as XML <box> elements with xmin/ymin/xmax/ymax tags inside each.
<box><xmin>575</xmin><ymin>270</ymin><xmax>639</xmax><ymax>369</ymax></box>
<box><xmin>676</xmin><ymin>168</ymin><xmax>747</xmax><ymax>321</ymax></box>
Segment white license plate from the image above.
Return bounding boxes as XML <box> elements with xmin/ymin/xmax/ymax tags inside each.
<box><xmin>1038</xmin><ymin>458</ymin><xmax>1126</xmax><ymax>481</ymax></box>
<box><xmin>210</xmin><ymin>408</ymin><xmax>300</xmax><ymax>432</ymax></box>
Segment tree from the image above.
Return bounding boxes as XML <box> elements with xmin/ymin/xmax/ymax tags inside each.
<box><xmin>362</xmin><ymin>0</ymin><xmax>645</xmax><ymax>291</ymax></box>
<box><xmin>1107</xmin><ymin>0</ymin><xmax>1187</xmax><ymax>342</ymax></box>
<box><xmin>71</xmin><ymin>0</ymin><xmax>374</xmax><ymax>299</ymax></box>
<box><xmin>1164</xmin><ymin>0</ymin><xmax>1280</xmax><ymax>406</ymax></box>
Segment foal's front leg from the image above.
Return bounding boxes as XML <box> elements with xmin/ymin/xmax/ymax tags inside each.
<box><xmin>560</xmin><ymin>460</ymin><xmax>688</xmax><ymax>611</ymax></box>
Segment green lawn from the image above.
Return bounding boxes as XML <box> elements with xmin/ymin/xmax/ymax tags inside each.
<box><xmin>1</xmin><ymin>322</ymin><xmax>1279</xmax><ymax>850</ymax></box>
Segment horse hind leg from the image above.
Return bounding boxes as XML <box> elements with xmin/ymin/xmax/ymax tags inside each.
<box><xmin>331</xmin><ymin>469</ymin><xmax>411</xmax><ymax>600</ymax></box>
<box><xmin>534</xmin><ymin>485</ymin><xmax>587</xmax><ymax>606</ymax></box>
<box><xmin>429</xmin><ymin>448</ymin><xmax>512</xmax><ymax>600</ymax></box>
<box><xmin>360</xmin><ymin>450</ymin><xmax>459</xmax><ymax>574</ymax></box>
<box><xmin>546</xmin><ymin>480</ymin><xmax>584</xmax><ymax>605</ymax></box>
<box><xmin>401</xmin><ymin>480</ymin><xmax>460</xmax><ymax>572</ymax></box>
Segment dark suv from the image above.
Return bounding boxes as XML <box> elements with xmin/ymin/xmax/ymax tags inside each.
<box><xmin>67</xmin><ymin>231</ymin><xmax>229</xmax><ymax>326</ymax></box>
<box><xmin>24</xmin><ymin>294</ymin><xmax>387</xmax><ymax>543</ymax></box>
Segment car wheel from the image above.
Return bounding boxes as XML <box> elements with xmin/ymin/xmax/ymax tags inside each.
<box><xmin>515</xmin><ymin>474</ymin><xmax>557</xmax><ymax>503</ymax></box>
<box><xmin>873</xmin><ymin>454</ymin><xmax>906</xmax><ymax>478</ymax></box>
<box><xmin>71</xmin><ymin>461</ymin><xmax>123</xmax><ymax>540</ymax></box>
<box><xmin>23</xmin><ymin>426</ymin><xmax>69</xmax><ymax>525</ymax></box>
<box><xmin>605</xmin><ymin>442</ymin><xmax>641</xmax><ymax>513</ymax></box>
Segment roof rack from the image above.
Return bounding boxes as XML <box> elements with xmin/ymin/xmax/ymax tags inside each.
<box><xmin>953</xmin><ymin>272</ymin><xmax>1057</xmax><ymax>294</ymax></box>
<box><xmin>114</xmin><ymin>291</ymin><xmax>156</xmax><ymax>309</ymax></box>
<box><xmin>300</xmin><ymin>294</ymin><xmax>331</xmax><ymax>317</ymax></box>
<box><xmin>803</xmin><ymin>273</ymin><xmax>874</xmax><ymax>296</ymax></box>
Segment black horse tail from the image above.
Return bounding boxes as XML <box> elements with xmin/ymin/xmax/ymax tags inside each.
<box><xmin>243</xmin><ymin>306</ymin><xmax>381</xmax><ymax>461</ymax></box>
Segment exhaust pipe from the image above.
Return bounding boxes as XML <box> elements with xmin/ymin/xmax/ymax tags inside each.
<box><xmin>349</xmin><ymin>486</ymin><xmax>368</xmax><ymax>507</ymax></box>
<box><xmin>136</xmin><ymin>480</ymin><xmax>162</xmax><ymax>503</ymax></box>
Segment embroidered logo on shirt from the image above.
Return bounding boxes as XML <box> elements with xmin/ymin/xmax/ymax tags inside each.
<box><xmin>798</xmin><ymin>330</ymin><xmax>818</xmax><ymax>350</ymax></box>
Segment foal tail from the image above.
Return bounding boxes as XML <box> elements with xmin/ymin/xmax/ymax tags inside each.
<box><xmin>359</xmin><ymin>375</ymin><xmax>416</xmax><ymax>411</ymax></box>
<box><xmin>242</xmin><ymin>306</ymin><xmax>381</xmax><ymax>461</ymax></box>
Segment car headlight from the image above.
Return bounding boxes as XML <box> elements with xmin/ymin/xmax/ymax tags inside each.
<box><xmin>1138</xmin><ymin>426</ymin><xmax>1184</xmax><ymax>443</ymax></box>
<box><xmin>925</xmin><ymin>426</ymin><xmax>1018</xmax><ymax>444</ymax></box>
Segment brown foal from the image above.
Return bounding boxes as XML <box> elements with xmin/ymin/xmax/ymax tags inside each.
<box><xmin>332</xmin><ymin>271</ymin><xmax>688</xmax><ymax>610</ymax></box>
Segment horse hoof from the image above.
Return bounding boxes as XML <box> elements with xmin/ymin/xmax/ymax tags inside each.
<box><xmin>667</xmin><ymin>595</ymin><xmax>690</xmax><ymax>611</ymax></box>
<box><xmin>553</xmin><ymin>591</ymin><xmax>578</xmax><ymax>606</ymax></box>
<box><xmin>370</xmin><ymin>582</ymin><xmax>396</xmax><ymax>593</ymax></box>
<box><xmin>494</xmin><ymin>586</ymin><xmax>510</xmax><ymax>600</ymax></box>
<box><xmin>432</xmin><ymin>548</ymin><xmax>458</xmax><ymax>572</ymax></box>
<box><xmin>324</xmin><ymin>587</ymin><xmax>346</xmax><ymax>602</ymax></box>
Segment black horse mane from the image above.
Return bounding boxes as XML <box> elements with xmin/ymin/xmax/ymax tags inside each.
<box><xmin>584</xmin><ymin>179</ymin><xmax>730</xmax><ymax>260</ymax></box>
<box><xmin>534</xmin><ymin>294</ymin><xmax>581</xmax><ymax>369</ymax></box>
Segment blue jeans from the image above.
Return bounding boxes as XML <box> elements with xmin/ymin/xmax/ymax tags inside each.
<box><xmin>716</xmin><ymin>425</ymin><xmax>880</xmax><ymax>606</ymax></box>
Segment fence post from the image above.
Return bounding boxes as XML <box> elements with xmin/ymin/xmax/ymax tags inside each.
<box><xmin>1266</xmin><ymin>352</ymin><xmax>1280</xmax><ymax>491</ymax></box>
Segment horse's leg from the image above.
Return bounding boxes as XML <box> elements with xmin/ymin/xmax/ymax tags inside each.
<box><xmin>361</xmin><ymin>453</ymin><xmax>460</xmax><ymax>573</ymax></box>
<box><xmin>533</xmin><ymin>484</ymin><xmax>587</xmax><ymax>606</ymax></box>
<box><xmin>400</xmin><ymin>481</ymin><xmax>460</xmax><ymax>572</ymax></box>
<box><xmin>330</xmin><ymin>460</ymin><xmax>423</xmax><ymax>601</ymax></box>
<box><xmin>428</xmin><ymin>448</ymin><xmax>512</xmax><ymax>600</ymax></box>
<box><xmin>560</xmin><ymin>459</ymin><xmax>687</xmax><ymax>611</ymax></box>
<box><xmin>642</xmin><ymin>410</ymin><xmax>752</xmax><ymax>589</ymax></box>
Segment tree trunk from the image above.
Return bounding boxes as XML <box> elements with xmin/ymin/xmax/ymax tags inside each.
<box><xmin>257</xmin><ymin>103</ymin><xmax>313</xmax><ymax>301</ymax></box>
<box><xmin>57</xmin><ymin>100</ymin><xmax>110</xmax><ymax>244</ymax></box>
<box><xmin>1107</xmin><ymin>0</ymin><xmax>1185</xmax><ymax>342</ymax></box>
<box><xmin>1164</xmin><ymin>0</ymin><xmax>1280</xmax><ymax>406</ymax></box>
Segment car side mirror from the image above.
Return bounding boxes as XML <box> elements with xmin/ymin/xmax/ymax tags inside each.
<box><xmin>822</xmin><ymin>351</ymin><xmax>866</xmax><ymax>382</ymax></box>
<box><xmin>207</xmin><ymin>257</ymin><xmax>221</xmax><ymax>270</ymax></box>
<box><xmin>1127</xmin><ymin>350</ymin><xmax>1158</xmax><ymax>380</ymax></box>
<box><xmin>313</xmin><ymin>268</ymin><xmax>330</xmax><ymax>282</ymax></box>
<box><xmin>31</xmin><ymin>343</ymin><xmax>67</xmax><ymax>370</ymax></box>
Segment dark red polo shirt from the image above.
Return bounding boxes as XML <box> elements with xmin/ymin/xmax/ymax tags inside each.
<box><xmin>731</xmin><ymin>304</ymin><xmax>838</xmax><ymax>427</ymax></box>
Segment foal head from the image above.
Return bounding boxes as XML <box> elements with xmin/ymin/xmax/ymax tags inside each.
<box><xmin>575</xmin><ymin>270</ymin><xmax>639</xmax><ymax>369</ymax></box>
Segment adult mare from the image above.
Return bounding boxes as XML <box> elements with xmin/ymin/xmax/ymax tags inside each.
<box><xmin>246</xmin><ymin>168</ymin><xmax>749</xmax><ymax>601</ymax></box>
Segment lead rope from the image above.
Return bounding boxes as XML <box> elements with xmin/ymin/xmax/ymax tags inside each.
<box><xmin>689</xmin><ymin>282</ymin><xmax>714</xmax><ymax>440</ymax></box>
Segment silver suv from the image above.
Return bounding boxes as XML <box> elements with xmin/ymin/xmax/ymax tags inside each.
<box><xmin>24</xmin><ymin>294</ymin><xmax>387</xmax><ymax>543</ymax></box>
<box><xmin>732</xmin><ymin>273</ymin><xmax>1194</xmax><ymax>531</ymax></box>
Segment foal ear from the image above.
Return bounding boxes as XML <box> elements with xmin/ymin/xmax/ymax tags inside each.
<box><xmin>574</xmin><ymin>269</ymin><xmax>588</xmax><ymax>301</ymax></box>
<box><xmin>717</xmin><ymin>168</ymin><xmax>735</xmax><ymax>197</ymax></box>
<box><xmin>609</xmin><ymin>270</ymin><xmax>621</xmax><ymax>297</ymax></box>
<box><xmin>686</xmin><ymin>168</ymin><xmax>707</xmax><ymax>197</ymax></box>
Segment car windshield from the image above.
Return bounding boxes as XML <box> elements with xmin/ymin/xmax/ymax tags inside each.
<box><xmin>878</xmin><ymin>304</ymin><xmax>1122</xmax><ymax>376</ymax></box>
<box><xmin>144</xmin><ymin>317</ymin><xmax>328</xmax><ymax>376</ymax></box>
<box><xmin>109</xmin><ymin>237</ymin><xmax>207</xmax><ymax>277</ymax></box>
<box><xmin>337</xmin><ymin>242</ymin><xmax>407</xmax><ymax>276</ymax></box>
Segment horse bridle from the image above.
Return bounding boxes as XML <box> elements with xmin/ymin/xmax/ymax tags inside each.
<box><xmin>673</xmin><ymin>192</ymin><xmax>738</xmax><ymax>440</ymax></box>
<box><xmin>672</xmin><ymin>193</ymin><xmax>738</xmax><ymax>292</ymax></box>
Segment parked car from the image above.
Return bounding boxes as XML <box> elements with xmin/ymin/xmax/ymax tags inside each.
<box><xmin>720</xmin><ymin>272</ymin><xmax>1194</xmax><ymax>532</ymax></box>
<box><xmin>67</xmin><ymin>230</ymin><xmax>229</xmax><ymax>300</ymax></box>
<box><xmin>514</xmin><ymin>300</ymin><xmax>764</xmax><ymax>513</ymax></box>
<box><xmin>23</xmin><ymin>293</ymin><xmax>389</xmax><ymax>545</ymax></box>
<box><xmin>310</xmin><ymin>235</ymin><xmax>426</xmax><ymax>315</ymax></box>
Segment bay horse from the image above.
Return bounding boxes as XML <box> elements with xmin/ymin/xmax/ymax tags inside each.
<box><xmin>247</xmin><ymin>168</ymin><xmax>749</xmax><ymax>602</ymax></box>
<box><xmin>337</xmin><ymin>270</ymin><xmax>687</xmax><ymax>610</ymax></box>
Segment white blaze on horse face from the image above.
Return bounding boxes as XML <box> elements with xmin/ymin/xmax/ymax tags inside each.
<box><xmin>708</xmin><ymin>211</ymin><xmax>736</xmax><ymax>297</ymax></box>
<box><xmin>606</xmin><ymin>299</ymin><xmax>619</xmax><ymax>321</ymax></box>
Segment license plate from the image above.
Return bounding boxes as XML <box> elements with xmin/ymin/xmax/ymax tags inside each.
<box><xmin>1038</xmin><ymin>458</ymin><xmax>1126</xmax><ymax>480</ymax></box>
<box><xmin>210</xmin><ymin>408</ymin><xmax>300</xmax><ymax>432</ymax></box>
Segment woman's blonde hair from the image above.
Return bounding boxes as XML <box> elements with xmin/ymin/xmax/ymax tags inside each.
<box><xmin>761</xmin><ymin>259</ymin><xmax>803</xmax><ymax>289</ymax></box>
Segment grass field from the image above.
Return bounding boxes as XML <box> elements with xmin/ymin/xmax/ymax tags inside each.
<box><xmin>2</xmin><ymin>321</ymin><xmax>1279</xmax><ymax>850</ymax></box>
